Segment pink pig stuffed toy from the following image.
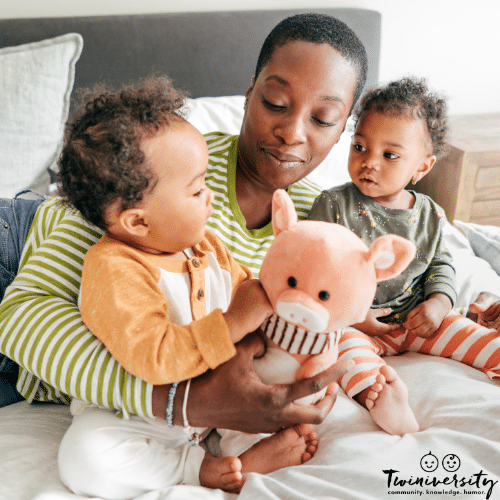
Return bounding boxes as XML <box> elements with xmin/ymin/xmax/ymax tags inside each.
<box><xmin>254</xmin><ymin>189</ymin><xmax>417</xmax><ymax>405</ymax></box>
<box><xmin>218</xmin><ymin>189</ymin><xmax>417</xmax><ymax>462</ymax></box>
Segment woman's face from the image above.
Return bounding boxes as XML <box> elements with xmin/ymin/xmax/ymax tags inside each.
<box><xmin>238</xmin><ymin>40</ymin><xmax>358</xmax><ymax>191</ymax></box>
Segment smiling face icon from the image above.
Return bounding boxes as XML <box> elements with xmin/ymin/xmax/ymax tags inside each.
<box><xmin>420</xmin><ymin>452</ymin><xmax>439</xmax><ymax>472</ymax></box>
<box><xmin>442</xmin><ymin>454</ymin><xmax>461</xmax><ymax>472</ymax></box>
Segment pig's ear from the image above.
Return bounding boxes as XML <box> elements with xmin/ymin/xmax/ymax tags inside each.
<box><xmin>366</xmin><ymin>235</ymin><xmax>416</xmax><ymax>282</ymax></box>
<box><xmin>272</xmin><ymin>189</ymin><xmax>298</xmax><ymax>236</ymax></box>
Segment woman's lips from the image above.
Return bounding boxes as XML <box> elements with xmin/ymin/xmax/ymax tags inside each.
<box><xmin>262</xmin><ymin>147</ymin><xmax>305</xmax><ymax>166</ymax></box>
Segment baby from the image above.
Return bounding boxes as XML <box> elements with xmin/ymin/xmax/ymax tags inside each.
<box><xmin>309</xmin><ymin>77</ymin><xmax>500</xmax><ymax>434</ymax></box>
<box><xmin>56</xmin><ymin>76</ymin><xmax>317</xmax><ymax>498</ymax></box>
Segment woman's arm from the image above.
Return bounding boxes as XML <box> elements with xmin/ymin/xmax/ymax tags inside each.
<box><xmin>0</xmin><ymin>198</ymin><xmax>345</xmax><ymax>428</ymax></box>
<box><xmin>0</xmin><ymin>199</ymin><xmax>153</xmax><ymax>417</ymax></box>
<box><xmin>156</xmin><ymin>332</ymin><xmax>348</xmax><ymax>433</ymax></box>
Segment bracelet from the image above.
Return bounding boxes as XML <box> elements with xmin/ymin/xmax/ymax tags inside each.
<box><xmin>166</xmin><ymin>382</ymin><xmax>179</xmax><ymax>429</ymax></box>
<box><xmin>182</xmin><ymin>379</ymin><xmax>201</xmax><ymax>446</ymax></box>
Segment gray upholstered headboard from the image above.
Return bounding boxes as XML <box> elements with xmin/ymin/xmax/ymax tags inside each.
<box><xmin>0</xmin><ymin>9</ymin><xmax>380</xmax><ymax>100</ymax></box>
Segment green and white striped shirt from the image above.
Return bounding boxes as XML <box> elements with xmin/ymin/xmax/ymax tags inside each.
<box><xmin>0</xmin><ymin>132</ymin><xmax>320</xmax><ymax>417</ymax></box>
<box><xmin>204</xmin><ymin>133</ymin><xmax>321</xmax><ymax>277</ymax></box>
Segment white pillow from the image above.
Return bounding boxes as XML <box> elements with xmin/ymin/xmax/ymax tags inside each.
<box><xmin>183</xmin><ymin>95</ymin><xmax>353</xmax><ymax>190</ymax></box>
<box><xmin>453</xmin><ymin>220</ymin><xmax>500</xmax><ymax>276</ymax></box>
<box><xmin>306</xmin><ymin>117</ymin><xmax>354</xmax><ymax>190</ymax></box>
<box><xmin>0</xmin><ymin>33</ymin><xmax>83</xmax><ymax>198</ymax></box>
<box><xmin>184</xmin><ymin>95</ymin><xmax>245</xmax><ymax>135</ymax></box>
<box><xmin>443</xmin><ymin>221</ymin><xmax>500</xmax><ymax>308</ymax></box>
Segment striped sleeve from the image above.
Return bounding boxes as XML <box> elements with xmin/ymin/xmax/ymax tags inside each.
<box><xmin>0</xmin><ymin>198</ymin><xmax>153</xmax><ymax>418</ymax></box>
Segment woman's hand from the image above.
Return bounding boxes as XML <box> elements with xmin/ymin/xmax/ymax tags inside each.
<box><xmin>153</xmin><ymin>332</ymin><xmax>349</xmax><ymax>433</ymax></box>
<box><xmin>351</xmin><ymin>308</ymin><xmax>399</xmax><ymax>336</ymax></box>
<box><xmin>468</xmin><ymin>291</ymin><xmax>500</xmax><ymax>332</ymax></box>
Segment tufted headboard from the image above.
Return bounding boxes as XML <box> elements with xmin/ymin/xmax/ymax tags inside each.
<box><xmin>0</xmin><ymin>9</ymin><xmax>381</xmax><ymax>99</ymax></box>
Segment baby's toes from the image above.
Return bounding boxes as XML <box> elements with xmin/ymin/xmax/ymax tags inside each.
<box><xmin>379</xmin><ymin>364</ymin><xmax>398</xmax><ymax>381</ymax></box>
<box><xmin>306</xmin><ymin>442</ymin><xmax>318</xmax><ymax>455</ymax></box>
<box><xmin>222</xmin><ymin>470</ymin><xmax>243</xmax><ymax>492</ymax></box>
<box><xmin>375</xmin><ymin>372</ymin><xmax>387</xmax><ymax>386</ymax></box>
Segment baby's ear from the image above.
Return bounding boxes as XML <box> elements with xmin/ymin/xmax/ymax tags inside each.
<box><xmin>117</xmin><ymin>209</ymin><xmax>149</xmax><ymax>237</ymax></box>
<box><xmin>366</xmin><ymin>235</ymin><xmax>416</xmax><ymax>282</ymax></box>
<box><xmin>272</xmin><ymin>189</ymin><xmax>298</xmax><ymax>236</ymax></box>
<box><xmin>413</xmin><ymin>154</ymin><xmax>437</xmax><ymax>184</ymax></box>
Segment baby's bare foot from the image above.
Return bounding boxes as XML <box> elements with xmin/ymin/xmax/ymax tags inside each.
<box><xmin>239</xmin><ymin>425</ymin><xmax>318</xmax><ymax>476</ymax></box>
<box><xmin>294</xmin><ymin>423</ymin><xmax>319</xmax><ymax>460</ymax></box>
<box><xmin>365</xmin><ymin>365</ymin><xmax>419</xmax><ymax>436</ymax></box>
<box><xmin>199</xmin><ymin>453</ymin><xmax>243</xmax><ymax>493</ymax></box>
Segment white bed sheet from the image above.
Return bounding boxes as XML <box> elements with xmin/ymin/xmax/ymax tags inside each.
<box><xmin>1</xmin><ymin>351</ymin><xmax>499</xmax><ymax>500</ymax></box>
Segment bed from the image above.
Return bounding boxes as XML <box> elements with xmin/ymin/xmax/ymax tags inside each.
<box><xmin>1</xmin><ymin>8</ymin><xmax>500</xmax><ymax>500</ymax></box>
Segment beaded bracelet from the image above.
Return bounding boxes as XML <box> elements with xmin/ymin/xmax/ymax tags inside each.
<box><xmin>166</xmin><ymin>382</ymin><xmax>179</xmax><ymax>429</ymax></box>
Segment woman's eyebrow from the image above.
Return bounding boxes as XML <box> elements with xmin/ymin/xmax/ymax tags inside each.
<box><xmin>322</xmin><ymin>95</ymin><xmax>344</xmax><ymax>104</ymax></box>
<box><xmin>264</xmin><ymin>74</ymin><xmax>289</xmax><ymax>86</ymax></box>
<box><xmin>264</xmin><ymin>75</ymin><xmax>345</xmax><ymax>104</ymax></box>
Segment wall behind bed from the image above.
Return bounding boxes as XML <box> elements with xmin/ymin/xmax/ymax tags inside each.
<box><xmin>2</xmin><ymin>0</ymin><xmax>498</xmax><ymax>116</ymax></box>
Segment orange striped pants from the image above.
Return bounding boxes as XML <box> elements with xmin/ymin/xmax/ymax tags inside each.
<box><xmin>338</xmin><ymin>312</ymin><xmax>500</xmax><ymax>398</ymax></box>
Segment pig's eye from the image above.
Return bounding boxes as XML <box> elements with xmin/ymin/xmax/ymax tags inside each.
<box><xmin>319</xmin><ymin>291</ymin><xmax>329</xmax><ymax>301</ymax></box>
<box><xmin>288</xmin><ymin>277</ymin><xmax>297</xmax><ymax>288</ymax></box>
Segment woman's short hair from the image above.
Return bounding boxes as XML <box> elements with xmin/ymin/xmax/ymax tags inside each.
<box><xmin>255</xmin><ymin>13</ymin><xmax>368</xmax><ymax>106</ymax></box>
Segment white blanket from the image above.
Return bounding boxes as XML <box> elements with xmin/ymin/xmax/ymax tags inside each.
<box><xmin>1</xmin><ymin>351</ymin><xmax>499</xmax><ymax>500</ymax></box>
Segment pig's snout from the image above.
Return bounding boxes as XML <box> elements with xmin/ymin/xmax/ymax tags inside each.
<box><xmin>276</xmin><ymin>300</ymin><xmax>329</xmax><ymax>332</ymax></box>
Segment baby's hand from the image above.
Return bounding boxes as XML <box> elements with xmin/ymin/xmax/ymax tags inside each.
<box><xmin>352</xmin><ymin>308</ymin><xmax>399</xmax><ymax>336</ymax></box>
<box><xmin>403</xmin><ymin>293</ymin><xmax>452</xmax><ymax>338</ymax></box>
<box><xmin>224</xmin><ymin>279</ymin><xmax>273</xmax><ymax>344</ymax></box>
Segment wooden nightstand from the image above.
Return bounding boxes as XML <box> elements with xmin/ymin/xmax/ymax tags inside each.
<box><xmin>415</xmin><ymin>113</ymin><xmax>500</xmax><ymax>227</ymax></box>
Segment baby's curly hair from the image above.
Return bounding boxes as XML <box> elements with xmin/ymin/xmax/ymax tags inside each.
<box><xmin>354</xmin><ymin>77</ymin><xmax>449</xmax><ymax>158</ymax></box>
<box><xmin>57</xmin><ymin>75</ymin><xmax>187</xmax><ymax>230</ymax></box>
